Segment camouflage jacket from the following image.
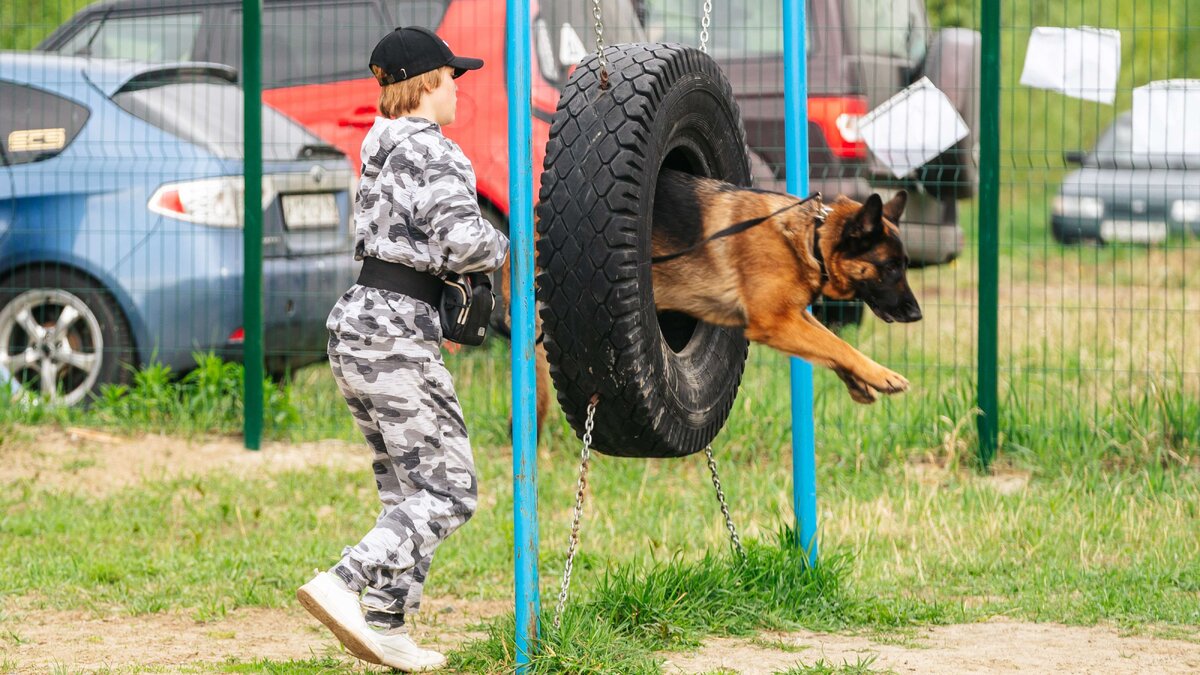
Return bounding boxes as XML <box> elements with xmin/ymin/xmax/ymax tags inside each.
<box><xmin>354</xmin><ymin>116</ymin><xmax>509</xmax><ymax>275</ymax></box>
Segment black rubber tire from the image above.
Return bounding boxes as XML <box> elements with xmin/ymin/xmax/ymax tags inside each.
<box><xmin>536</xmin><ymin>43</ymin><xmax>750</xmax><ymax>458</ymax></box>
<box><xmin>0</xmin><ymin>266</ymin><xmax>134</xmax><ymax>405</ymax></box>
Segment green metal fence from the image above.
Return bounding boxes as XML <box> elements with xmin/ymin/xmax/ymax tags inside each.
<box><xmin>1</xmin><ymin>0</ymin><xmax>1196</xmax><ymax>467</ymax></box>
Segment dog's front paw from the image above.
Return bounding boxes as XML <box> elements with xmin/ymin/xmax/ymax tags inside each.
<box><xmin>866</xmin><ymin>366</ymin><xmax>909</xmax><ymax>395</ymax></box>
<box><xmin>835</xmin><ymin>368</ymin><xmax>878</xmax><ymax>404</ymax></box>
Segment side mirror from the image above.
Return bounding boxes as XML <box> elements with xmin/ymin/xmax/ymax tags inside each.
<box><xmin>1063</xmin><ymin>150</ymin><xmax>1087</xmax><ymax>165</ymax></box>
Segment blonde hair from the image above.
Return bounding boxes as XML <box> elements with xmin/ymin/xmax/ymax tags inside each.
<box><xmin>372</xmin><ymin>65</ymin><xmax>449</xmax><ymax>118</ymax></box>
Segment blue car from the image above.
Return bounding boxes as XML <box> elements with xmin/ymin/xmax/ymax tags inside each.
<box><xmin>0</xmin><ymin>52</ymin><xmax>357</xmax><ymax>405</ymax></box>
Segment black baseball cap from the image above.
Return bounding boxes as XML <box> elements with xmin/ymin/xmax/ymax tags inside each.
<box><xmin>369</xmin><ymin>26</ymin><xmax>483</xmax><ymax>85</ymax></box>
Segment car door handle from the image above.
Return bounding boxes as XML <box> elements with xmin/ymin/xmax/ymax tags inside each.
<box><xmin>338</xmin><ymin>116</ymin><xmax>375</xmax><ymax>129</ymax></box>
<box><xmin>337</xmin><ymin>106</ymin><xmax>378</xmax><ymax>129</ymax></box>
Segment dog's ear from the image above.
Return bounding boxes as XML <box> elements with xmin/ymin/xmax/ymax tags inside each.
<box><xmin>883</xmin><ymin>190</ymin><xmax>908</xmax><ymax>225</ymax></box>
<box><xmin>845</xmin><ymin>193</ymin><xmax>884</xmax><ymax>240</ymax></box>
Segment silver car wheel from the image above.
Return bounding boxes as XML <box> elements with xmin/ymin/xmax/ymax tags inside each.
<box><xmin>0</xmin><ymin>288</ymin><xmax>105</xmax><ymax>406</ymax></box>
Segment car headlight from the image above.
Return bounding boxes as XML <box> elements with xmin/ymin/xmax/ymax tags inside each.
<box><xmin>1170</xmin><ymin>200</ymin><xmax>1200</xmax><ymax>223</ymax></box>
<box><xmin>1053</xmin><ymin>194</ymin><xmax>1104</xmax><ymax>219</ymax></box>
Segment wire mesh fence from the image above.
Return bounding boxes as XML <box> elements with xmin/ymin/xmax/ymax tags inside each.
<box><xmin>0</xmin><ymin>0</ymin><xmax>1196</xmax><ymax>465</ymax></box>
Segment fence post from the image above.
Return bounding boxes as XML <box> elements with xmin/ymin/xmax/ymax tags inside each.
<box><xmin>506</xmin><ymin>0</ymin><xmax>540</xmax><ymax>669</ymax></box>
<box><xmin>242</xmin><ymin>0</ymin><xmax>264</xmax><ymax>451</ymax></box>
<box><xmin>784</xmin><ymin>0</ymin><xmax>818</xmax><ymax>566</ymax></box>
<box><xmin>977</xmin><ymin>0</ymin><xmax>1001</xmax><ymax>466</ymax></box>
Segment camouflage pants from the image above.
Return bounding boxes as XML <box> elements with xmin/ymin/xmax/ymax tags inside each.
<box><xmin>326</xmin><ymin>286</ymin><xmax>477</xmax><ymax>616</ymax></box>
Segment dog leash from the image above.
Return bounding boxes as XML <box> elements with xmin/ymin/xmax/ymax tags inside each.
<box><xmin>650</xmin><ymin>191</ymin><xmax>823</xmax><ymax>265</ymax></box>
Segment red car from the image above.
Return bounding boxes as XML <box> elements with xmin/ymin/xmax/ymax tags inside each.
<box><xmin>41</xmin><ymin>0</ymin><xmax>645</xmax><ymax>229</ymax></box>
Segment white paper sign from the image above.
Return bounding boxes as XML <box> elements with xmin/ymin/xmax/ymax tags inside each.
<box><xmin>1131</xmin><ymin>80</ymin><xmax>1200</xmax><ymax>155</ymax></box>
<box><xmin>857</xmin><ymin>77</ymin><xmax>970</xmax><ymax>179</ymax></box>
<box><xmin>1019</xmin><ymin>26</ymin><xmax>1121</xmax><ymax>104</ymax></box>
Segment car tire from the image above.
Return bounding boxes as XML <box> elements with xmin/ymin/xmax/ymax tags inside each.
<box><xmin>535</xmin><ymin>43</ymin><xmax>750</xmax><ymax>458</ymax></box>
<box><xmin>0</xmin><ymin>267</ymin><xmax>134</xmax><ymax>405</ymax></box>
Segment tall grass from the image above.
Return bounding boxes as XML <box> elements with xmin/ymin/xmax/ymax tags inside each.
<box><xmin>451</xmin><ymin>533</ymin><xmax>949</xmax><ymax>673</ymax></box>
<box><xmin>0</xmin><ymin>353</ymin><xmax>300</xmax><ymax>438</ymax></box>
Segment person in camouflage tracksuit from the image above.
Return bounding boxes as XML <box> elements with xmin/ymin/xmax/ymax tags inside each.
<box><xmin>323</xmin><ymin>74</ymin><xmax>508</xmax><ymax>630</ymax></box>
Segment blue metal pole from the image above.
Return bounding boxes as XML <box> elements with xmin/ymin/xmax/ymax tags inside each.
<box><xmin>506</xmin><ymin>0</ymin><xmax>540</xmax><ymax>669</ymax></box>
<box><xmin>783</xmin><ymin>0</ymin><xmax>818</xmax><ymax>566</ymax></box>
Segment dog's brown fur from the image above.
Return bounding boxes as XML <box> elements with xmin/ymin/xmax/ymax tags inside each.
<box><xmin>496</xmin><ymin>168</ymin><xmax>922</xmax><ymax>432</ymax></box>
<box><xmin>650</xmin><ymin>169</ymin><xmax>921</xmax><ymax>404</ymax></box>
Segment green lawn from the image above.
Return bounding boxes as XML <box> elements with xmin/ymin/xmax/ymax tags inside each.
<box><xmin>2</xmin><ymin>314</ymin><xmax>1198</xmax><ymax>670</ymax></box>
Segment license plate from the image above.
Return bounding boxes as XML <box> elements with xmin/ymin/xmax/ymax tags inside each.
<box><xmin>1100</xmin><ymin>219</ymin><xmax>1167</xmax><ymax>244</ymax></box>
<box><xmin>282</xmin><ymin>193</ymin><xmax>339</xmax><ymax>229</ymax></box>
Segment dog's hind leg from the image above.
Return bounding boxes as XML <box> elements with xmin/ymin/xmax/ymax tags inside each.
<box><xmin>746</xmin><ymin>309</ymin><xmax>908</xmax><ymax>403</ymax></box>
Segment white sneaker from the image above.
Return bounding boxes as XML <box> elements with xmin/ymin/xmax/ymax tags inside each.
<box><xmin>375</xmin><ymin>629</ymin><xmax>448</xmax><ymax>672</ymax></box>
<box><xmin>296</xmin><ymin>570</ymin><xmax>384</xmax><ymax>665</ymax></box>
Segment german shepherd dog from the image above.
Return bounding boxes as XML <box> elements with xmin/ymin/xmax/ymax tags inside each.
<box><xmin>651</xmin><ymin>169</ymin><xmax>922</xmax><ymax>404</ymax></box>
<box><xmin>493</xmin><ymin>168</ymin><xmax>922</xmax><ymax>430</ymax></box>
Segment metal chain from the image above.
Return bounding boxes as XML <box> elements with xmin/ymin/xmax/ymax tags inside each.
<box><xmin>699</xmin><ymin>0</ymin><xmax>713</xmax><ymax>53</ymax></box>
<box><xmin>553</xmin><ymin>395</ymin><xmax>598</xmax><ymax>630</ymax></box>
<box><xmin>704</xmin><ymin>445</ymin><xmax>745</xmax><ymax>560</ymax></box>
<box><xmin>591</xmin><ymin>0</ymin><xmax>610</xmax><ymax>88</ymax></box>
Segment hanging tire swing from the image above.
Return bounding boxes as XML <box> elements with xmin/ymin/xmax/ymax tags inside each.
<box><xmin>536</xmin><ymin>43</ymin><xmax>751</xmax><ymax>459</ymax></box>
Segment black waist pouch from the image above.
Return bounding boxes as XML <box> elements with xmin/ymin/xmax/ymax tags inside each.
<box><xmin>439</xmin><ymin>272</ymin><xmax>495</xmax><ymax>346</ymax></box>
<box><xmin>358</xmin><ymin>258</ymin><xmax>495</xmax><ymax>346</ymax></box>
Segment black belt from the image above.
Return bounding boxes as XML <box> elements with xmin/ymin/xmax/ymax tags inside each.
<box><xmin>357</xmin><ymin>257</ymin><xmax>443</xmax><ymax>307</ymax></box>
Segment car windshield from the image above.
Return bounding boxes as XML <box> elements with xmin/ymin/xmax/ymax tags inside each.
<box><xmin>113</xmin><ymin>77</ymin><xmax>332</xmax><ymax>161</ymax></box>
<box><xmin>641</xmin><ymin>0</ymin><xmax>788</xmax><ymax>59</ymax></box>
<box><xmin>1090</xmin><ymin>113</ymin><xmax>1200</xmax><ymax>170</ymax></box>
<box><xmin>51</xmin><ymin>13</ymin><xmax>203</xmax><ymax>61</ymax></box>
<box><xmin>537</xmin><ymin>0</ymin><xmax>646</xmax><ymax>85</ymax></box>
<box><xmin>846</xmin><ymin>0</ymin><xmax>928</xmax><ymax>62</ymax></box>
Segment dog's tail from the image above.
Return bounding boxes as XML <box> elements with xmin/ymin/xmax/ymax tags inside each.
<box><xmin>488</xmin><ymin>284</ymin><xmax>546</xmax><ymax>344</ymax></box>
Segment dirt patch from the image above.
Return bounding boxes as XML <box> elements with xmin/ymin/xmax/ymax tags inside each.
<box><xmin>0</xmin><ymin>597</ymin><xmax>508</xmax><ymax>673</ymax></box>
<box><xmin>5</xmin><ymin>608</ymin><xmax>1199</xmax><ymax>673</ymax></box>
<box><xmin>662</xmin><ymin>619</ymin><xmax>1200</xmax><ymax>674</ymax></box>
<box><xmin>0</xmin><ymin>427</ymin><xmax>366</xmax><ymax>496</ymax></box>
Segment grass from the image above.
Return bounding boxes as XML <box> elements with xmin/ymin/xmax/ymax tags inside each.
<box><xmin>0</xmin><ymin>226</ymin><xmax>1196</xmax><ymax>670</ymax></box>
<box><xmin>450</xmin><ymin>534</ymin><xmax>946</xmax><ymax>672</ymax></box>
<box><xmin>775</xmin><ymin>657</ymin><xmax>885</xmax><ymax>675</ymax></box>
<box><xmin>0</xmin><ymin>353</ymin><xmax>302</xmax><ymax>439</ymax></box>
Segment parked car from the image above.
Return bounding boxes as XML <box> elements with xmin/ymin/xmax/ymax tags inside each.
<box><xmin>0</xmin><ymin>52</ymin><xmax>356</xmax><ymax>405</ymax></box>
<box><xmin>39</xmin><ymin>0</ymin><xmax>643</xmax><ymax>232</ymax></box>
<box><xmin>1053</xmin><ymin>111</ymin><xmax>1200</xmax><ymax>244</ymax></box>
<box><xmin>41</xmin><ymin>0</ymin><xmax>975</xmax><ymax>266</ymax></box>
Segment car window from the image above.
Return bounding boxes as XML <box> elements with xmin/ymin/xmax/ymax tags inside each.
<box><xmin>1090</xmin><ymin>113</ymin><xmax>1200</xmax><ymax>170</ymax></box>
<box><xmin>226</xmin><ymin>3</ymin><xmax>389</xmax><ymax>87</ymax></box>
<box><xmin>52</xmin><ymin>13</ymin><xmax>203</xmax><ymax>62</ymax></box>
<box><xmin>846</xmin><ymin>0</ymin><xmax>928</xmax><ymax>62</ymax></box>
<box><xmin>389</xmin><ymin>1</ymin><xmax>450</xmax><ymax>27</ymax></box>
<box><xmin>0</xmin><ymin>82</ymin><xmax>90</xmax><ymax>166</ymax></box>
<box><xmin>641</xmin><ymin>0</ymin><xmax>808</xmax><ymax>60</ymax></box>
<box><xmin>112</xmin><ymin>78</ymin><xmax>328</xmax><ymax>161</ymax></box>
